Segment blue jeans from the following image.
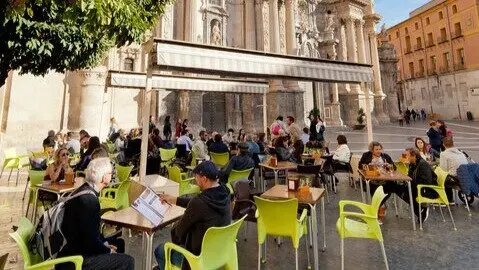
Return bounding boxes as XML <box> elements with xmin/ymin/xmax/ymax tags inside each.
<box><xmin>154</xmin><ymin>243</ymin><xmax>183</xmax><ymax>270</ymax></box>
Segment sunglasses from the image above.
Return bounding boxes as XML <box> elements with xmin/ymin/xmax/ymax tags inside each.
<box><xmin>60</xmin><ymin>153</ymin><xmax>69</xmax><ymax>157</ymax></box>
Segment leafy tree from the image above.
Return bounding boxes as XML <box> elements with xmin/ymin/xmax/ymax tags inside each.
<box><xmin>357</xmin><ymin>108</ymin><xmax>366</xmax><ymax>125</ymax></box>
<box><xmin>0</xmin><ymin>0</ymin><xmax>171</xmax><ymax>87</ymax></box>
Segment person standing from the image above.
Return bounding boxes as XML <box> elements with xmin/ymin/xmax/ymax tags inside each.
<box><xmin>108</xmin><ymin>117</ymin><xmax>118</xmax><ymax>139</ymax></box>
<box><xmin>175</xmin><ymin>119</ymin><xmax>182</xmax><ymax>139</ymax></box>
<box><xmin>163</xmin><ymin>115</ymin><xmax>172</xmax><ymax>141</ymax></box>
<box><xmin>309</xmin><ymin>114</ymin><xmax>325</xmax><ymax>147</ymax></box>
<box><xmin>404</xmin><ymin>108</ymin><xmax>411</xmax><ymax>126</ymax></box>
<box><xmin>426</xmin><ymin>121</ymin><xmax>443</xmax><ymax>153</ymax></box>
<box><xmin>270</xmin><ymin>116</ymin><xmax>289</xmax><ymax>140</ymax></box>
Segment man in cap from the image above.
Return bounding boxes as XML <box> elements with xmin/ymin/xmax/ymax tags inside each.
<box><xmin>154</xmin><ymin>161</ymin><xmax>231</xmax><ymax>269</ymax></box>
<box><xmin>219</xmin><ymin>142</ymin><xmax>255</xmax><ymax>183</ymax></box>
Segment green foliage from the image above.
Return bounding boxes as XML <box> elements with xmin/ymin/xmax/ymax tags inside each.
<box><xmin>357</xmin><ymin>108</ymin><xmax>366</xmax><ymax>125</ymax></box>
<box><xmin>0</xmin><ymin>0</ymin><xmax>172</xmax><ymax>86</ymax></box>
<box><xmin>309</xmin><ymin>108</ymin><xmax>320</xmax><ymax>117</ymax></box>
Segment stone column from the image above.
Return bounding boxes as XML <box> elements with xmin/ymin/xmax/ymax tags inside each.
<box><xmin>232</xmin><ymin>0</ymin><xmax>245</xmax><ymax>48</ymax></box>
<box><xmin>77</xmin><ymin>66</ymin><xmax>109</xmax><ymax>139</ymax></box>
<box><xmin>365</xmin><ymin>15</ymin><xmax>389</xmax><ymax>123</ymax></box>
<box><xmin>345</xmin><ymin>18</ymin><xmax>357</xmax><ymax>63</ymax></box>
<box><xmin>184</xmin><ymin>0</ymin><xmax>198</xmax><ymax>42</ymax></box>
<box><xmin>269</xmin><ymin>0</ymin><xmax>284</xmax><ymax>91</ymax></box>
<box><xmin>355</xmin><ymin>20</ymin><xmax>366</xmax><ymax>64</ymax></box>
<box><xmin>254</xmin><ymin>0</ymin><xmax>265</xmax><ymax>51</ymax></box>
<box><xmin>178</xmin><ymin>90</ymin><xmax>189</xmax><ymax>120</ymax></box>
<box><xmin>283</xmin><ymin>0</ymin><xmax>300</xmax><ymax>91</ymax></box>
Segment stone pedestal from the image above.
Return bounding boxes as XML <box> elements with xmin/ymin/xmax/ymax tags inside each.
<box><xmin>77</xmin><ymin>66</ymin><xmax>109</xmax><ymax>138</ymax></box>
<box><xmin>178</xmin><ymin>90</ymin><xmax>189</xmax><ymax>120</ymax></box>
<box><xmin>374</xmin><ymin>94</ymin><xmax>390</xmax><ymax>124</ymax></box>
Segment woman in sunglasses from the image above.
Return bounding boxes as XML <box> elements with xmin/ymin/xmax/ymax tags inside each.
<box><xmin>45</xmin><ymin>147</ymin><xmax>71</xmax><ymax>182</ymax></box>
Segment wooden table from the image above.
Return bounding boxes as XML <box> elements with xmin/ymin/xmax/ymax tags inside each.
<box><xmin>358</xmin><ymin>170</ymin><xmax>416</xmax><ymax>231</ymax></box>
<box><xmin>102</xmin><ymin>206</ymin><xmax>185</xmax><ymax>270</ymax></box>
<box><xmin>258</xmin><ymin>161</ymin><xmax>298</xmax><ymax>192</ymax></box>
<box><xmin>143</xmin><ymin>174</ymin><xmax>179</xmax><ymax>197</ymax></box>
<box><xmin>261</xmin><ymin>185</ymin><xmax>326</xmax><ymax>270</ymax></box>
<box><xmin>32</xmin><ymin>178</ymin><xmax>84</xmax><ymax>224</ymax></box>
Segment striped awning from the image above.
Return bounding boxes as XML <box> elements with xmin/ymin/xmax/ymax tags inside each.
<box><xmin>108</xmin><ymin>71</ymin><xmax>269</xmax><ymax>94</ymax></box>
<box><xmin>154</xmin><ymin>39</ymin><xmax>373</xmax><ymax>83</ymax></box>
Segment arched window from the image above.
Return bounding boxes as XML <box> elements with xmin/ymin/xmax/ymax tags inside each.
<box><xmin>124</xmin><ymin>58</ymin><xmax>134</xmax><ymax>71</ymax></box>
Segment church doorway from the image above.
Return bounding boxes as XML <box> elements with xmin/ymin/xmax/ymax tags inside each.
<box><xmin>202</xmin><ymin>92</ymin><xmax>226</xmax><ymax>132</ymax></box>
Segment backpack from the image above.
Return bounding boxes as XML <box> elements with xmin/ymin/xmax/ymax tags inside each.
<box><xmin>271</xmin><ymin>123</ymin><xmax>282</xmax><ymax>136</ymax></box>
<box><xmin>29</xmin><ymin>189</ymin><xmax>95</xmax><ymax>260</ymax></box>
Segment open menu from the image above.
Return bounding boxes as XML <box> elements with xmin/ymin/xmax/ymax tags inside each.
<box><xmin>132</xmin><ymin>187</ymin><xmax>170</xmax><ymax>226</ymax></box>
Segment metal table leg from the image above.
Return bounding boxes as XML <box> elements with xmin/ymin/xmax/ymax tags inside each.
<box><xmin>32</xmin><ymin>188</ymin><xmax>39</xmax><ymax>224</ymax></box>
<box><xmin>144</xmin><ymin>232</ymin><xmax>155</xmax><ymax>270</ymax></box>
<box><xmin>366</xmin><ymin>180</ymin><xmax>371</xmax><ymax>203</ymax></box>
<box><xmin>407</xmin><ymin>182</ymin><xmax>417</xmax><ymax>230</ymax></box>
<box><xmin>309</xmin><ymin>203</ymin><xmax>319</xmax><ymax>270</ymax></box>
<box><xmin>321</xmin><ymin>198</ymin><xmax>326</xmax><ymax>251</ymax></box>
<box><xmin>260</xmin><ymin>167</ymin><xmax>264</xmax><ymax>192</ymax></box>
<box><xmin>274</xmin><ymin>170</ymin><xmax>279</xmax><ymax>185</ymax></box>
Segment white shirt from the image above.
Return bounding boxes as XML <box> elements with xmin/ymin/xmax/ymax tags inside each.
<box><xmin>222</xmin><ymin>133</ymin><xmax>236</xmax><ymax>145</ymax></box>
<box><xmin>177</xmin><ymin>135</ymin><xmax>193</xmax><ymax>151</ymax></box>
<box><xmin>439</xmin><ymin>147</ymin><xmax>469</xmax><ymax>176</ymax></box>
<box><xmin>333</xmin><ymin>144</ymin><xmax>351</xmax><ymax>163</ymax></box>
<box><xmin>115</xmin><ymin>138</ymin><xmax>125</xmax><ymax>152</ymax></box>
<box><xmin>192</xmin><ymin>139</ymin><xmax>209</xmax><ymax>160</ymax></box>
<box><xmin>301</xmin><ymin>134</ymin><xmax>309</xmax><ymax>145</ymax></box>
<box><xmin>65</xmin><ymin>139</ymin><xmax>81</xmax><ymax>154</ymax></box>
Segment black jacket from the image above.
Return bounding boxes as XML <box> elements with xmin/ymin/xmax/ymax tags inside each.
<box><xmin>59</xmin><ymin>183</ymin><xmax>110</xmax><ymax>257</ymax></box>
<box><xmin>208</xmin><ymin>141</ymin><xmax>229</xmax><ymax>154</ymax></box>
<box><xmin>358</xmin><ymin>151</ymin><xmax>396</xmax><ymax>170</ymax></box>
<box><xmin>309</xmin><ymin>121</ymin><xmax>325</xmax><ymax>142</ymax></box>
<box><xmin>172</xmin><ymin>184</ymin><xmax>231</xmax><ymax>260</ymax></box>
<box><xmin>408</xmin><ymin>157</ymin><xmax>437</xmax><ymax>186</ymax></box>
<box><xmin>220</xmin><ymin>154</ymin><xmax>255</xmax><ymax>183</ymax></box>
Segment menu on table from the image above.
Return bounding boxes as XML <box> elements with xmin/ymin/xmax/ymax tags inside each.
<box><xmin>132</xmin><ymin>187</ymin><xmax>170</xmax><ymax>226</ymax></box>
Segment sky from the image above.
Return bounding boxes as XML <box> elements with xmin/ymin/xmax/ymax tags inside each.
<box><xmin>374</xmin><ymin>0</ymin><xmax>430</xmax><ymax>29</ymax></box>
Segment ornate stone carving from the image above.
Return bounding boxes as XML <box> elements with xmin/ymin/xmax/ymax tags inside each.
<box><xmin>210</xmin><ymin>20</ymin><xmax>222</xmax><ymax>45</ymax></box>
<box><xmin>262</xmin><ymin>1</ymin><xmax>270</xmax><ymax>52</ymax></box>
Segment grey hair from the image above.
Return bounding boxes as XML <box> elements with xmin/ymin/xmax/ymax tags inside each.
<box><xmin>245</xmin><ymin>134</ymin><xmax>253</xmax><ymax>142</ymax></box>
<box><xmin>85</xmin><ymin>158</ymin><xmax>112</xmax><ymax>185</ymax></box>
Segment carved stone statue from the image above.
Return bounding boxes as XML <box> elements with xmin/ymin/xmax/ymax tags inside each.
<box><xmin>210</xmin><ymin>20</ymin><xmax>222</xmax><ymax>45</ymax></box>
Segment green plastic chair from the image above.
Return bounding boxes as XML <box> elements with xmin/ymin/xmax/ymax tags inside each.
<box><xmin>9</xmin><ymin>217</ymin><xmax>83</xmax><ymax>270</ymax></box>
<box><xmin>226</xmin><ymin>168</ymin><xmax>254</xmax><ymax>194</ymax></box>
<box><xmin>394</xmin><ymin>162</ymin><xmax>409</xmax><ymax>176</ymax></box>
<box><xmin>100</xmin><ymin>180</ymin><xmax>131</xmax><ymax>211</ymax></box>
<box><xmin>160</xmin><ymin>148</ymin><xmax>177</xmax><ymax>168</ymax></box>
<box><xmin>254</xmin><ymin>196</ymin><xmax>310</xmax><ymax>270</ymax></box>
<box><xmin>190</xmin><ymin>150</ymin><xmax>199</xmax><ymax>167</ymax></box>
<box><xmin>210</xmin><ymin>152</ymin><xmax>230</xmax><ymax>168</ymax></box>
<box><xmin>336</xmin><ymin>186</ymin><xmax>388</xmax><ymax>270</ymax></box>
<box><xmin>106</xmin><ymin>142</ymin><xmax>116</xmax><ymax>154</ymax></box>
<box><xmin>164</xmin><ymin>215</ymin><xmax>246</xmax><ymax>270</ymax></box>
<box><xmin>115</xmin><ymin>164</ymin><xmax>134</xmax><ymax>183</ymax></box>
<box><xmin>1</xmin><ymin>148</ymin><xmax>30</xmax><ymax>185</ymax></box>
<box><xmin>25</xmin><ymin>170</ymin><xmax>45</xmax><ymax>218</ymax></box>
<box><xmin>167</xmin><ymin>166</ymin><xmax>200</xmax><ymax>196</ymax></box>
<box><xmin>417</xmin><ymin>166</ymin><xmax>457</xmax><ymax>231</ymax></box>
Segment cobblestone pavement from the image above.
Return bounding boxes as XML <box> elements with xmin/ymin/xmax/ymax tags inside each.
<box><xmin>1</xmin><ymin>120</ymin><xmax>479</xmax><ymax>269</ymax></box>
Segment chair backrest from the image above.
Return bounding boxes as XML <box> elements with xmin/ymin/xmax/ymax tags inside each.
<box><xmin>115</xmin><ymin>164</ymin><xmax>134</xmax><ymax>182</ymax></box>
<box><xmin>350</xmin><ymin>153</ymin><xmax>361</xmax><ymax>179</ymax></box>
<box><xmin>198</xmin><ymin>216</ymin><xmax>246</xmax><ymax>269</ymax></box>
<box><xmin>210</xmin><ymin>152</ymin><xmax>230</xmax><ymax>167</ymax></box>
<box><xmin>370</xmin><ymin>186</ymin><xmax>387</xmax><ymax>216</ymax></box>
<box><xmin>160</xmin><ymin>148</ymin><xmax>177</xmax><ymax>161</ymax></box>
<box><xmin>395</xmin><ymin>162</ymin><xmax>409</xmax><ymax>176</ymax></box>
<box><xmin>29</xmin><ymin>170</ymin><xmax>45</xmax><ymax>187</ymax></box>
<box><xmin>176</xmin><ymin>144</ymin><xmax>188</xmax><ymax>159</ymax></box>
<box><xmin>190</xmin><ymin>150</ymin><xmax>198</xmax><ymax>167</ymax></box>
<box><xmin>167</xmin><ymin>166</ymin><xmax>182</xmax><ymax>183</ymax></box>
<box><xmin>9</xmin><ymin>217</ymin><xmax>42</xmax><ymax>267</ymax></box>
<box><xmin>106</xmin><ymin>143</ymin><xmax>116</xmax><ymax>154</ymax></box>
<box><xmin>3</xmin><ymin>148</ymin><xmax>17</xmax><ymax>159</ymax></box>
<box><xmin>434</xmin><ymin>166</ymin><xmax>448</xmax><ymax>188</ymax></box>
<box><xmin>31</xmin><ymin>151</ymin><xmax>48</xmax><ymax>159</ymax></box>
<box><xmin>254</xmin><ymin>196</ymin><xmax>298</xmax><ymax>239</ymax></box>
<box><xmin>228</xmin><ymin>168</ymin><xmax>253</xmax><ymax>184</ymax></box>
<box><xmin>115</xmin><ymin>180</ymin><xmax>132</xmax><ymax>210</ymax></box>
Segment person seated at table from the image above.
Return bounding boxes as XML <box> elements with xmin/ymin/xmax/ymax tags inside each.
<box><xmin>219</xmin><ymin>142</ymin><xmax>255</xmax><ymax>184</ymax></box>
<box><xmin>42</xmin><ymin>130</ymin><xmax>56</xmax><ymax>150</ymax></box>
<box><xmin>56</xmin><ymin>158</ymin><xmax>134</xmax><ymax>270</ymax></box>
<box><xmin>256</xmin><ymin>132</ymin><xmax>267</xmax><ymax>154</ymax></box>
<box><xmin>273</xmin><ymin>136</ymin><xmax>297</xmax><ymax>163</ymax></box>
<box><xmin>301</xmin><ymin>127</ymin><xmax>310</xmax><ymax>145</ymax></box>
<box><xmin>332</xmin><ymin>135</ymin><xmax>351</xmax><ymax>172</ymax></box>
<box><xmin>45</xmin><ymin>147</ymin><xmax>71</xmax><ymax>182</ymax></box>
<box><xmin>177</xmin><ymin>129</ymin><xmax>193</xmax><ymax>152</ymax></box>
<box><xmin>222</xmin><ymin>128</ymin><xmax>236</xmax><ymax>145</ymax></box>
<box><xmin>76</xmin><ymin>136</ymin><xmax>104</xmax><ymax>172</ymax></box>
<box><xmin>208</xmin><ymin>134</ymin><xmax>229</xmax><ymax>154</ymax></box>
<box><xmin>79</xmin><ymin>130</ymin><xmax>91</xmax><ymax>158</ymax></box>
<box><xmin>414</xmin><ymin>137</ymin><xmax>439</xmax><ymax>161</ymax></box>
<box><xmin>439</xmin><ymin>136</ymin><xmax>469</xmax><ymax>203</ymax></box>
<box><xmin>65</xmin><ymin>132</ymin><xmax>81</xmax><ymax>154</ymax></box>
<box><xmin>205</xmin><ymin>131</ymin><xmax>217</xmax><ymax>149</ymax></box>
<box><xmin>245</xmin><ymin>134</ymin><xmax>260</xmax><ymax>165</ymax></box>
<box><xmin>150</xmin><ymin>128</ymin><xmax>166</xmax><ymax>149</ymax></box>
<box><xmin>358</xmin><ymin>141</ymin><xmax>396</xmax><ymax>224</ymax></box>
<box><xmin>192</xmin><ymin>130</ymin><xmax>209</xmax><ymax>161</ymax></box>
<box><xmin>399</xmin><ymin>148</ymin><xmax>439</xmax><ymax>223</ymax></box>
<box><xmin>154</xmin><ymin>161</ymin><xmax>231</xmax><ymax>270</ymax></box>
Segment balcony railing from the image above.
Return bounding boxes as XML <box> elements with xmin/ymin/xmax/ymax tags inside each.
<box><xmin>437</xmin><ymin>36</ymin><xmax>448</xmax><ymax>44</ymax></box>
<box><xmin>426</xmin><ymin>40</ymin><xmax>435</xmax><ymax>48</ymax></box>
<box><xmin>451</xmin><ymin>30</ymin><xmax>463</xmax><ymax>40</ymax></box>
<box><xmin>454</xmin><ymin>62</ymin><xmax>466</xmax><ymax>71</ymax></box>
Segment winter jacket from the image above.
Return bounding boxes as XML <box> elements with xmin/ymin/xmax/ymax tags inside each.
<box><xmin>309</xmin><ymin>121</ymin><xmax>325</xmax><ymax>142</ymax></box>
<box><xmin>172</xmin><ymin>184</ymin><xmax>231</xmax><ymax>265</ymax></box>
<box><xmin>408</xmin><ymin>157</ymin><xmax>438</xmax><ymax>198</ymax></box>
<box><xmin>426</xmin><ymin>127</ymin><xmax>443</xmax><ymax>151</ymax></box>
<box><xmin>457</xmin><ymin>163</ymin><xmax>479</xmax><ymax>196</ymax></box>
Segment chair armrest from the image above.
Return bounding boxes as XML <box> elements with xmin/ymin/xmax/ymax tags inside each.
<box><xmin>181</xmin><ymin>177</ymin><xmax>195</xmax><ymax>183</ymax></box>
<box><xmin>101</xmin><ymin>187</ymin><xmax>118</xmax><ymax>197</ymax></box>
<box><xmin>255</xmin><ymin>209</ymin><xmax>260</xmax><ymax>219</ymax></box>
<box><xmin>164</xmin><ymin>242</ymin><xmax>198</xmax><ymax>268</ymax></box>
<box><xmin>341</xmin><ymin>211</ymin><xmax>377</xmax><ymax>221</ymax></box>
<box><xmin>339</xmin><ymin>200</ymin><xmax>371</xmax><ymax>214</ymax></box>
<box><xmin>26</xmin><ymin>255</ymin><xmax>83</xmax><ymax>270</ymax></box>
<box><xmin>417</xmin><ymin>184</ymin><xmax>443</xmax><ymax>194</ymax></box>
<box><xmin>298</xmin><ymin>208</ymin><xmax>308</xmax><ymax>224</ymax></box>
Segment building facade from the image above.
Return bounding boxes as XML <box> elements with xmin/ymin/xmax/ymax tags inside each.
<box><xmin>386</xmin><ymin>0</ymin><xmax>479</xmax><ymax>120</ymax></box>
<box><xmin>0</xmin><ymin>0</ymin><xmax>387</xmax><ymax>152</ymax></box>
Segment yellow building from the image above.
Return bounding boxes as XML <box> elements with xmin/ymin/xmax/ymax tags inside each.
<box><xmin>387</xmin><ymin>0</ymin><xmax>479</xmax><ymax>120</ymax></box>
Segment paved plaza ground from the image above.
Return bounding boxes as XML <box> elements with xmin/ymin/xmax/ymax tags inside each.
<box><xmin>1</xmin><ymin>120</ymin><xmax>479</xmax><ymax>269</ymax></box>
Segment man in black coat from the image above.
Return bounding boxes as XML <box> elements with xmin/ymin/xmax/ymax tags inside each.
<box><xmin>219</xmin><ymin>142</ymin><xmax>255</xmax><ymax>184</ymax></box>
<box><xmin>154</xmin><ymin>161</ymin><xmax>231</xmax><ymax>270</ymax></box>
<box><xmin>57</xmin><ymin>158</ymin><xmax>134</xmax><ymax>270</ymax></box>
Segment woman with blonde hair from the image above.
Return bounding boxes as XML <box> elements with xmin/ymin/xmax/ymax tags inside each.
<box><xmin>45</xmin><ymin>147</ymin><xmax>71</xmax><ymax>181</ymax></box>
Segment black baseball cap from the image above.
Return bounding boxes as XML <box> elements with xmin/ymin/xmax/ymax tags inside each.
<box><xmin>192</xmin><ymin>161</ymin><xmax>219</xmax><ymax>180</ymax></box>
